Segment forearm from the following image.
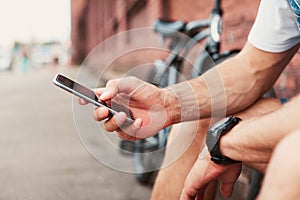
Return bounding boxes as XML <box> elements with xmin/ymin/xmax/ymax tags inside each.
<box><xmin>165</xmin><ymin>43</ymin><xmax>298</xmax><ymax>124</ymax></box>
<box><xmin>244</xmin><ymin>163</ymin><xmax>267</xmax><ymax>173</ymax></box>
<box><xmin>165</xmin><ymin>55</ymin><xmax>262</xmax><ymax>123</ymax></box>
<box><xmin>221</xmin><ymin>94</ymin><xmax>300</xmax><ymax>163</ymax></box>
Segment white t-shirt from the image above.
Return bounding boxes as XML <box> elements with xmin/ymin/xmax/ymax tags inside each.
<box><xmin>248</xmin><ymin>0</ymin><xmax>300</xmax><ymax>52</ymax></box>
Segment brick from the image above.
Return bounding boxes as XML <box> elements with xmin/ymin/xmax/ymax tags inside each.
<box><xmin>71</xmin><ymin>0</ymin><xmax>300</xmax><ymax>97</ymax></box>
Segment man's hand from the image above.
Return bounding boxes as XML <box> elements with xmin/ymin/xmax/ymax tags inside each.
<box><xmin>180</xmin><ymin>147</ymin><xmax>242</xmax><ymax>200</ymax></box>
<box><xmin>78</xmin><ymin>76</ymin><xmax>177</xmax><ymax>140</ymax></box>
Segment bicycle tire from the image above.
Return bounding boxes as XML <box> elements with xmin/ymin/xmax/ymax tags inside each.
<box><xmin>146</xmin><ymin>60</ymin><xmax>171</xmax><ymax>88</ymax></box>
<box><xmin>134</xmin><ymin>128</ymin><xmax>169</xmax><ymax>185</ymax></box>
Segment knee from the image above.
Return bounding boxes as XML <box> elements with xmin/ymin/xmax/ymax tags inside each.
<box><xmin>272</xmin><ymin>129</ymin><xmax>300</xmax><ymax>165</ymax></box>
<box><xmin>276</xmin><ymin>129</ymin><xmax>300</xmax><ymax>151</ymax></box>
<box><xmin>258</xmin><ymin>130</ymin><xmax>300</xmax><ymax>200</ymax></box>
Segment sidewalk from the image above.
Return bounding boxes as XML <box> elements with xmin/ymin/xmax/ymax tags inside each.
<box><xmin>0</xmin><ymin>67</ymin><xmax>152</xmax><ymax>200</ymax></box>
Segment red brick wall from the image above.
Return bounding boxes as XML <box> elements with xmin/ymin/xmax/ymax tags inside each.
<box><xmin>277</xmin><ymin>52</ymin><xmax>300</xmax><ymax>98</ymax></box>
<box><xmin>161</xmin><ymin>0</ymin><xmax>260</xmax><ymax>52</ymax></box>
<box><xmin>71</xmin><ymin>0</ymin><xmax>300</xmax><ymax>98</ymax></box>
<box><xmin>71</xmin><ymin>0</ymin><xmax>258</xmax><ymax>63</ymax></box>
<box><xmin>70</xmin><ymin>0</ymin><xmax>88</xmax><ymax>64</ymax></box>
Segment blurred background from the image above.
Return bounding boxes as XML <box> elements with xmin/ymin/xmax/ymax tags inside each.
<box><xmin>0</xmin><ymin>0</ymin><xmax>70</xmax><ymax>72</ymax></box>
<box><xmin>0</xmin><ymin>0</ymin><xmax>300</xmax><ymax>200</ymax></box>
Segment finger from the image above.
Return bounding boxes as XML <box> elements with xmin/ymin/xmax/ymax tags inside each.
<box><xmin>100</xmin><ymin>77</ymin><xmax>141</xmax><ymax>101</ymax></box>
<box><xmin>180</xmin><ymin>186</ymin><xmax>207</xmax><ymax>200</ymax></box>
<box><xmin>219</xmin><ymin>163</ymin><xmax>242</xmax><ymax>198</ymax></box>
<box><xmin>99</xmin><ymin>79</ymin><xmax>120</xmax><ymax>101</ymax></box>
<box><xmin>196</xmin><ymin>188</ymin><xmax>206</xmax><ymax>200</ymax></box>
<box><xmin>94</xmin><ymin>88</ymin><xmax>105</xmax><ymax>96</ymax></box>
<box><xmin>104</xmin><ymin>112</ymin><xmax>127</xmax><ymax>132</ymax></box>
<box><xmin>105</xmin><ymin>113</ymin><xmax>142</xmax><ymax>135</ymax></box>
<box><xmin>117</xmin><ymin>131</ymin><xmax>139</xmax><ymax>141</ymax></box>
<box><xmin>181</xmin><ymin>177</ymin><xmax>205</xmax><ymax>200</ymax></box>
<box><xmin>180</xmin><ymin>157</ymin><xmax>213</xmax><ymax>200</ymax></box>
<box><xmin>93</xmin><ymin>107</ymin><xmax>110</xmax><ymax>121</ymax></box>
<box><xmin>117</xmin><ymin>118</ymin><xmax>143</xmax><ymax>139</ymax></box>
<box><xmin>94</xmin><ymin>88</ymin><xmax>111</xmax><ymax>106</ymax></box>
<box><xmin>203</xmin><ymin>181</ymin><xmax>218</xmax><ymax>200</ymax></box>
<box><xmin>180</xmin><ymin>189</ymin><xmax>193</xmax><ymax>200</ymax></box>
<box><xmin>220</xmin><ymin>182</ymin><xmax>234</xmax><ymax>198</ymax></box>
<box><xmin>78</xmin><ymin>98</ymin><xmax>89</xmax><ymax>105</ymax></box>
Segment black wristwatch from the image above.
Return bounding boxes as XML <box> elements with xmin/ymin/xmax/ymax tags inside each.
<box><xmin>206</xmin><ymin>116</ymin><xmax>242</xmax><ymax>165</ymax></box>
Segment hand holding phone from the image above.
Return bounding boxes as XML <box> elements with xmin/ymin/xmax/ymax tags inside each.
<box><xmin>53</xmin><ymin>74</ymin><xmax>134</xmax><ymax>124</ymax></box>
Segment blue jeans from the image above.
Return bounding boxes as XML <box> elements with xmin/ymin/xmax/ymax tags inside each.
<box><xmin>288</xmin><ymin>0</ymin><xmax>300</xmax><ymax>29</ymax></box>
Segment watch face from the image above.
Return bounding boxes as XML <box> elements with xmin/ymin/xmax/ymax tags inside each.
<box><xmin>206</xmin><ymin>116</ymin><xmax>242</xmax><ymax>164</ymax></box>
<box><xmin>206</xmin><ymin>118</ymin><xmax>230</xmax><ymax>151</ymax></box>
<box><xmin>209</xmin><ymin>117</ymin><xmax>230</xmax><ymax>135</ymax></box>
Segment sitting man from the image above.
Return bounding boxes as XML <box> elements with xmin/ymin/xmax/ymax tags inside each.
<box><xmin>79</xmin><ymin>0</ymin><xmax>300</xmax><ymax>199</ymax></box>
<box><xmin>181</xmin><ymin>95</ymin><xmax>300</xmax><ymax>199</ymax></box>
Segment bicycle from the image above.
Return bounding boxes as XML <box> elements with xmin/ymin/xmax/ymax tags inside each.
<box><xmin>130</xmin><ymin>0</ymin><xmax>239</xmax><ymax>185</ymax></box>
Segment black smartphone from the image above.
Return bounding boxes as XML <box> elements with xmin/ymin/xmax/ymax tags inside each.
<box><xmin>53</xmin><ymin>74</ymin><xmax>134</xmax><ymax>124</ymax></box>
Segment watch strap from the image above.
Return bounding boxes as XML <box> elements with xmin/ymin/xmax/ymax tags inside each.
<box><xmin>210</xmin><ymin>141</ymin><xmax>242</xmax><ymax>164</ymax></box>
<box><xmin>207</xmin><ymin>116</ymin><xmax>241</xmax><ymax>165</ymax></box>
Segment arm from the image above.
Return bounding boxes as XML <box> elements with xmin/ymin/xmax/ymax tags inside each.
<box><xmin>88</xmin><ymin>42</ymin><xmax>298</xmax><ymax>139</ymax></box>
<box><xmin>167</xmin><ymin>42</ymin><xmax>299</xmax><ymax>123</ymax></box>
<box><xmin>180</xmin><ymin>95</ymin><xmax>300</xmax><ymax>200</ymax></box>
<box><xmin>221</xmin><ymin>93</ymin><xmax>300</xmax><ymax>164</ymax></box>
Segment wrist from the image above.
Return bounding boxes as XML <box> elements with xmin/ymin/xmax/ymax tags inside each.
<box><xmin>161</xmin><ymin>87</ymin><xmax>181</xmax><ymax>126</ymax></box>
<box><xmin>219</xmin><ymin>130</ymin><xmax>234</xmax><ymax>158</ymax></box>
<box><xmin>206</xmin><ymin>116</ymin><xmax>242</xmax><ymax>165</ymax></box>
<box><xmin>219</xmin><ymin>122</ymin><xmax>242</xmax><ymax>161</ymax></box>
<box><xmin>164</xmin><ymin>81</ymin><xmax>202</xmax><ymax>124</ymax></box>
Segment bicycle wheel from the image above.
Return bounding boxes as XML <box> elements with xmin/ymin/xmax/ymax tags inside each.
<box><xmin>146</xmin><ymin>59</ymin><xmax>169</xmax><ymax>87</ymax></box>
<box><xmin>134</xmin><ymin>128</ymin><xmax>170</xmax><ymax>184</ymax></box>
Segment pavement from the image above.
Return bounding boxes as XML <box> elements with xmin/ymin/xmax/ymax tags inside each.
<box><xmin>0</xmin><ymin>66</ymin><xmax>152</xmax><ymax>200</ymax></box>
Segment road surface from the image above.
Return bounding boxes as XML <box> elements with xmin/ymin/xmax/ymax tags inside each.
<box><xmin>0</xmin><ymin>66</ymin><xmax>152</xmax><ymax>200</ymax></box>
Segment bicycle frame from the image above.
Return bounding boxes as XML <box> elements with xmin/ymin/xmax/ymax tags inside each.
<box><xmin>151</xmin><ymin>0</ymin><xmax>224</xmax><ymax>86</ymax></box>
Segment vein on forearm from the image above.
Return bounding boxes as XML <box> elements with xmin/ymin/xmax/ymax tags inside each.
<box><xmin>166</xmin><ymin>42</ymin><xmax>299</xmax><ymax>124</ymax></box>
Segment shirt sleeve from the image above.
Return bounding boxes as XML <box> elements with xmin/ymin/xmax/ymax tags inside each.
<box><xmin>248</xmin><ymin>0</ymin><xmax>300</xmax><ymax>52</ymax></box>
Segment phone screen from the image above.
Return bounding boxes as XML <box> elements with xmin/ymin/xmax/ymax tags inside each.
<box><xmin>56</xmin><ymin>74</ymin><xmax>99</xmax><ymax>102</ymax></box>
<box><xmin>53</xmin><ymin>74</ymin><xmax>134</xmax><ymax>123</ymax></box>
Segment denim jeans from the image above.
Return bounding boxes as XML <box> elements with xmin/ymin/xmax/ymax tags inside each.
<box><xmin>288</xmin><ymin>0</ymin><xmax>300</xmax><ymax>29</ymax></box>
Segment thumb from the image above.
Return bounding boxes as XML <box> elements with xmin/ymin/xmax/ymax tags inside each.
<box><xmin>100</xmin><ymin>77</ymin><xmax>141</xmax><ymax>101</ymax></box>
<box><xmin>219</xmin><ymin>164</ymin><xmax>242</xmax><ymax>198</ymax></box>
<box><xmin>220</xmin><ymin>182</ymin><xmax>235</xmax><ymax>198</ymax></box>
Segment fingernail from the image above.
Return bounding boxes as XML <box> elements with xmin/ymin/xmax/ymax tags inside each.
<box><xmin>100</xmin><ymin>90</ymin><xmax>111</xmax><ymax>100</ymax></box>
<box><xmin>78</xmin><ymin>98</ymin><xmax>84</xmax><ymax>104</ymax></box>
<box><xmin>115</xmin><ymin>112</ymin><xmax>125</xmax><ymax>125</ymax></box>
<box><xmin>97</xmin><ymin>107</ymin><xmax>105</xmax><ymax>117</ymax></box>
<box><xmin>134</xmin><ymin>118</ymin><xmax>142</xmax><ymax>128</ymax></box>
<box><xmin>94</xmin><ymin>88</ymin><xmax>102</xmax><ymax>93</ymax></box>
